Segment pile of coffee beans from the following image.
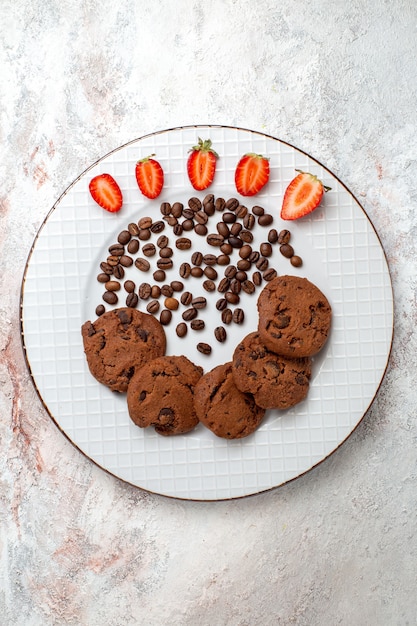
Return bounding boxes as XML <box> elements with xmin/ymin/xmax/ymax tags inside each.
<box><xmin>94</xmin><ymin>194</ymin><xmax>302</xmax><ymax>354</ymax></box>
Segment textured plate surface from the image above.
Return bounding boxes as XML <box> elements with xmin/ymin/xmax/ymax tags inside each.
<box><xmin>21</xmin><ymin>125</ymin><xmax>393</xmax><ymax>500</ymax></box>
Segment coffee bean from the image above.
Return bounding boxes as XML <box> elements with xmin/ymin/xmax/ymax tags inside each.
<box><xmin>95</xmin><ymin>304</ymin><xmax>105</xmax><ymax>316</ymax></box>
<box><xmin>142</xmin><ymin>243</ymin><xmax>156</xmax><ymax>257</ymax></box>
<box><xmin>225</xmin><ymin>265</ymin><xmax>237</xmax><ymax>278</ymax></box>
<box><xmin>280</xmin><ymin>243</ymin><xmax>294</xmax><ymax>258</ymax></box>
<box><xmin>225</xmin><ymin>291</ymin><xmax>240</xmax><ymax>305</ymax></box>
<box><xmin>183</xmin><ymin>307</ymin><xmax>198</xmax><ymax>321</ymax></box>
<box><xmin>225</xmin><ymin>197</ymin><xmax>239</xmax><ymax>210</ymax></box>
<box><xmin>165</xmin><ymin>297</ymin><xmax>179</xmax><ymax>310</ymax></box>
<box><xmin>171</xmin><ymin>202</ymin><xmax>184</xmax><ymax>218</ymax></box>
<box><xmin>203</xmin><ymin>279</ymin><xmax>216</xmax><ymax>292</ymax></box>
<box><xmin>278</xmin><ymin>229</ymin><xmax>291</xmax><ymax>244</ymax></box>
<box><xmin>191</xmin><ymin>319</ymin><xmax>205</xmax><ymax>331</ymax></box>
<box><xmin>217</xmin><ymin>222</ymin><xmax>230</xmax><ymax>238</ymax></box>
<box><xmin>256</xmin><ymin>257</ymin><xmax>269</xmax><ymax>271</ymax></box>
<box><xmin>105</xmin><ymin>280</ymin><xmax>121</xmax><ymax>292</ymax></box>
<box><xmin>127</xmin><ymin>239</ymin><xmax>140</xmax><ymax>254</ymax></box>
<box><xmin>230</xmin><ymin>279</ymin><xmax>241</xmax><ymax>294</ymax></box>
<box><xmin>191</xmin><ymin>266</ymin><xmax>203</xmax><ymax>278</ymax></box>
<box><xmin>258</xmin><ymin>214</ymin><xmax>273</xmax><ymax>226</ymax></box>
<box><xmin>176</xmin><ymin>322</ymin><xmax>188</xmax><ymax>338</ymax></box>
<box><xmin>241</xmin><ymin>279</ymin><xmax>255</xmax><ymax>294</ymax></box>
<box><xmin>232</xmin><ymin>308</ymin><xmax>245</xmax><ymax>324</ymax></box>
<box><xmin>240</xmin><ymin>230</ymin><xmax>253</xmax><ymax>243</ymax></box>
<box><xmin>217</xmin><ymin>254</ymin><xmax>230</xmax><ymax>266</ymax></box>
<box><xmin>235</xmin><ymin>270</ymin><xmax>247</xmax><ymax>282</ymax></box>
<box><xmin>195</xmin><ymin>224</ymin><xmax>208</xmax><ymax>236</ymax></box>
<box><xmin>139</xmin><ymin>283</ymin><xmax>151</xmax><ymax>299</ymax></box>
<box><xmin>107</xmin><ymin>255</ymin><xmax>120</xmax><ymax>266</ymax></box>
<box><xmin>230</xmin><ymin>222</ymin><xmax>243</xmax><ymax>236</ymax></box>
<box><xmin>243</xmin><ymin>214</ymin><xmax>255</xmax><ymax>230</ymax></box>
<box><xmin>103</xmin><ymin>291</ymin><xmax>118</xmax><ymax>305</ymax></box>
<box><xmin>229</xmin><ymin>236</ymin><xmax>243</xmax><ymax>249</ymax></box>
<box><xmin>181</xmin><ymin>291</ymin><xmax>193</xmax><ymax>306</ymax></box>
<box><xmin>216</xmin><ymin>298</ymin><xmax>227</xmax><ymax>311</ymax></box>
<box><xmin>204</xmin><ymin>266</ymin><xmax>218</xmax><ymax>280</ymax></box>
<box><xmin>176</xmin><ymin>237</ymin><xmax>192</xmax><ymax>250</ymax></box>
<box><xmin>157</xmin><ymin>258</ymin><xmax>173</xmax><ymax>270</ymax></box>
<box><xmin>253</xmin><ymin>271</ymin><xmax>262</xmax><ymax>286</ymax></box>
<box><xmin>215</xmin><ymin>197</ymin><xmax>226</xmax><ymax>211</ymax></box>
<box><xmin>151</xmin><ymin>285</ymin><xmax>161</xmax><ymax>298</ymax></box>
<box><xmin>182</xmin><ymin>209</ymin><xmax>195</xmax><ymax>220</ymax></box>
<box><xmin>138</xmin><ymin>228</ymin><xmax>151</xmax><ymax>241</ymax></box>
<box><xmin>192</xmin><ymin>296</ymin><xmax>207</xmax><ymax>309</ymax></box>
<box><xmin>290</xmin><ymin>255</ymin><xmax>303</xmax><ymax>267</ymax></box>
<box><xmin>97</xmin><ymin>272</ymin><xmax>110</xmax><ymax>283</ymax></box>
<box><xmin>128</xmin><ymin>222</ymin><xmax>140</xmax><ymax>236</ymax></box>
<box><xmin>161</xmin><ymin>284</ymin><xmax>173</xmax><ymax>297</ymax></box>
<box><xmin>195</xmin><ymin>210</ymin><xmax>208</xmax><ymax>224</ymax></box>
<box><xmin>223</xmin><ymin>212</ymin><xmax>236</xmax><ymax>224</ymax></box>
<box><xmin>109</xmin><ymin>244</ymin><xmax>125</xmax><ymax>256</ymax></box>
<box><xmin>146</xmin><ymin>300</ymin><xmax>160</xmax><ymax>314</ymax></box>
<box><xmin>214</xmin><ymin>326</ymin><xmax>227</xmax><ymax>342</ymax></box>
<box><xmin>188</xmin><ymin>196</ymin><xmax>202</xmax><ymax>211</ymax></box>
<box><xmin>252</xmin><ymin>205</ymin><xmax>264</xmax><ymax>216</ymax></box>
<box><xmin>220</xmin><ymin>242</ymin><xmax>233</xmax><ymax>255</ymax></box>
<box><xmin>248</xmin><ymin>251</ymin><xmax>260</xmax><ymax>263</ymax></box>
<box><xmin>203</xmin><ymin>202</ymin><xmax>215</xmax><ymax>217</ymax></box>
<box><xmin>260</xmin><ymin>242</ymin><xmax>273</xmax><ymax>257</ymax></box>
<box><xmin>165</xmin><ymin>215</ymin><xmax>177</xmax><ymax>227</ymax></box>
<box><xmin>197</xmin><ymin>342</ymin><xmax>212</xmax><ymax>355</ymax></box>
<box><xmin>263</xmin><ymin>268</ymin><xmax>277</xmax><ymax>281</ymax></box>
<box><xmin>203</xmin><ymin>193</ymin><xmax>215</xmax><ymax>206</ymax></box>
<box><xmin>120</xmin><ymin>255</ymin><xmax>134</xmax><ymax>267</ymax></box>
<box><xmin>126</xmin><ymin>292</ymin><xmax>138</xmax><ymax>308</ymax></box>
<box><xmin>237</xmin><ymin>259</ymin><xmax>251</xmax><ymax>271</ymax></box>
<box><xmin>239</xmin><ymin>244</ymin><xmax>252</xmax><ymax>259</ymax></box>
<box><xmin>207</xmin><ymin>233</ymin><xmax>224</xmax><ymax>247</ymax></box>
<box><xmin>171</xmin><ymin>280</ymin><xmax>184</xmax><ymax>292</ymax></box>
<box><xmin>138</xmin><ymin>216</ymin><xmax>152</xmax><ymax>229</ymax></box>
<box><xmin>173</xmin><ymin>223</ymin><xmax>183</xmax><ymax>236</ymax></box>
<box><xmin>191</xmin><ymin>251</ymin><xmax>203</xmax><ymax>266</ymax></box>
<box><xmin>235</xmin><ymin>205</ymin><xmax>248</xmax><ymax>219</ymax></box>
<box><xmin>124</xmin><ymin>280</ymin><xmax>136</xmax><ymax>293</ymax></box>
<box><xmin>150</xmin><ymin>220</ymin><xmax>165</xmax><ymax>234</ymax></box>
<box><xmin>218</xmin><ymin>277</ymin><xmax>230</xmax><ymax>293</ymax></box>
<box><xmin>182</xmin><ymin>219</ymin><xmax>194</xmax><ymax>231</ymax></box>
<box><xmin>118</xmin><ymin>230</ymin><xmax>131</xmax><ymax>245</ymax></box>
<box><xmin>159</xmin><ymin>246</ymin><xmax>173</xmax><ymax>258</ymax></box>
<box><xmin>180</xmin><ymin>262</ymin><xmax>191</xmax><ymax>278</ymax></box>
<box><xmin>153</xmin><ymin>269</ymin><xmax>166</xmax><ymax>282</ymax></box>
<box><xmin>221</xmin><ymin>308</ymin><xmax>233</xmax><ymax>324</ymax></box>
<box><xmin>100</xmin><ymin>262</ymin><xmax>113</xmax><ymax>274</ymax></box>
<box><xmin>135</xmin><ymin>258</ymin><xmax>150</xmax><ymax>272</ymax></box>
<box><xmin>157</xmin><ymin>235</ymin><xmax>169</xmax><ymax>248</ymax></box>
<box><xmin>160</xmin><ymin>309</ymin><xmax>172</xmax><ymax>325</ymax></box>
<box><xmin>160</xmin><ymin>202</ymin><xmax>172</xmax><ymax>216</ymax></box>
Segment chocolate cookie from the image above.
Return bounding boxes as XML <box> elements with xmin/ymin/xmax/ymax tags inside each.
<box><xmin>194</xmin><ymin>362</ymin><xmax>265</xmax><ymax>439</ymax></box>
<box><xmin>257</xmin><ymin>275</ymin><xmax>331</xmax><ymax>357</ymax></box>
<box><xmin>126</xmin><ymin>355</ymin><xmax>203</xmax><ymax>435</ymax></box>
<box><xmin>81</xmin><ymin>307</ymin><xmax>166</xmax><ymax>393</ymax></box>
<box><xmin>232</xmin><ymin>331</ymin><xmax>311</xmax><ymax>410</ymax></box>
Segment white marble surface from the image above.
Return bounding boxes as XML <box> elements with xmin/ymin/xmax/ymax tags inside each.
<box><xmin>1</xmin><ymin>1</ymin><xmax>416</xmax><ymax>624</ymax></box>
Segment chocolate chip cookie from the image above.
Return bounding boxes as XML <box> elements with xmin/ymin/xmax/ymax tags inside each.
<box><xmin>194</xmin><ymin>362</ymin><xmax>265</xmax><ymax>439</ymax></box>
<box><xmin>81</xmin><ymin>307</ymin><xmax>166</xmax><ymax>393</ymax></box>
<box><xmin>232</xmin><ymin>331</ymin><xmax>312</xmax><ymax>409</ymax></box>
<box><xmin>257</xmin><ymin>275</ymin><xmax>332</xmax><ymax>357</ymax></box>
<box><xmin>126</xmin><ymin>355</ymin><xmax>203</xmax><ymax>435</ymax></box>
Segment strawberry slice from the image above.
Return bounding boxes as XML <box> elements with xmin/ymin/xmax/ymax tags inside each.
<box><xmin>235</xmin><ymin>153</ymin><xmax>270</xmax><ymax>196</ymax></box>
<box><xmin>281</xmin><ymin>170</ymin><xmax>331</xmax><ymax>220</ymax></box>
<box><xmin>187</xmin><ymin>138</ymin><xmax>219</xmax><ymax>190</ymax></box>
<box><xmin>135</xmin><ymin>155</ymin><xmax>164</xmax><ymax>199</ymax></box>
<box><xmin>89</xmin><ymin>173</ymin><xmax>123</xmax><ymax>213</ymax></box>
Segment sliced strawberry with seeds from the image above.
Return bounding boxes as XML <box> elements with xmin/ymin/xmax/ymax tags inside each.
<box><xmin>234</xmin><ymin>153</ymin><xmax>270</xmax><ymax>196</ymax></box>
<box><xmin>135</xmin><ymin>155</ymin><xmax>164</xmax><ymax>199</ymax></box>
<box><xmin>89</xmin><ymin>173</ymin><xmax>123</xmax><ymax>213</ymax></box>
<box><xmin>187</xmin><ymin>138</ymin><xmax>219</xmax><ymax>190</ymax></box>
<box><xmin>281</xmin><ymin>170</ymin><xmax>331</xmax><ymax>220</ymax></box>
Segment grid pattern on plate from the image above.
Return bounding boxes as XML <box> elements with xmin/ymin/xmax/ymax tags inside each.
<box><xmin>21</xmin><ymin>126</ymin><xmax>393</xmax><ymax>500</ymax></box>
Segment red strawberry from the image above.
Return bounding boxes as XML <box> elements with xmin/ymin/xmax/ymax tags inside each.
<box><xmin>234</xmin><ymin>153</ymin><xmax>270</xmax><ymax>196</ymax></box>
<box><xmin>89</xmin><ymin>173</ymin><xmax>123</xmax><ymax>213</ymax></box>
<box><xmin>135</xmin><ymin>155</ymin><xmax>164</xmax><ymax>199</ymax></box>
<box><xmin>281</xmin><ymin>170</ymin><xmax>331</xmax><ymax>220</ymax></box>
<box><xmin>187</xmin><ymin>138</ymin><xmax>219</xmax><ymax>190</ymax></box>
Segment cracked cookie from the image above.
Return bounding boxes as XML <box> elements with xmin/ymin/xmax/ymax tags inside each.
<box><xmin>126</xmin><ymin>355</ymin><xmax>203</xmax><ymax>435</ymax></box>
<box><xmin>257</xmin><ymin>275</ymin><xmax>332</xmax><ymax>357</ymax></box>
<box><xmin>81</xmin><ymin>307</ymin><xmax>166</xmax><ymax>393</ymax></box>
<box><xmin>194</xmin><ymin>362</ymin><xmax>265</xmax><ymax>439</ymax></box>
<box><xmin>232</xmin><ymin>331</ymin><xmax>312</xmax><ymax>409</ymax></box>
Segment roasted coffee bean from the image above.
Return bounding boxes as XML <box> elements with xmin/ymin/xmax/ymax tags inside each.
<box><xmin>263</xmin><ymin>267</ymin><xmax>277</xmax><ymax>281</ymax></box>
<box><xmin>180</xmin><ymin>262</ymin><xmax>191</xmax><ymax>278</ymax></box>
<box><xmin>151</xmin><ymin>285</ymin><xmax>161</xmax><ymax>298</ymax></box>
<box><xmin>216</xmin><ymin>222</ymin><xmax>230</xmax><ymax>238</ymax></box>
<box><xmin>267</xmin><ymin>228</ymin><xmax>279</xmax><ymax>244</ymax></box>
<box><xmin>225</xmin><ymin>265</ymin><xmax>237</xmax><ymax>279</ymax></box>
<box><xmin>215</xmin><ymin>197</ymin><xmax>226</xmax><ymax>211</ymax></box>
<box><xmin>191</xmin><ymin>319</ymin><xmax>205</xmax><ymax>331</ymax></box>
<box><xmin>223</xmin><ymin>212</ymin><xmax>236</xmax><ymax>224</ymax></box>
<box><xmin>176</xmin><ymin>237</ymin><xmax>192</xmax><ymax>250</ymax></box>
<box><xmin>220</xmin><ymin>242</ymin><xmax>233</xmax><ymax>255</ymax></box>
<box><xmin>160</xmin><ymin>309</ymin><xmax>172</xmax><ymax>325</ymax></box>
<box><xmin>165</xmin><ymin>297</ymin><xmax>179</xmax><ymax>311</ymax></box>
<box><xmin>221</xmin><ymin>308</ymin><xmax>233</xmax><ymax>324</ymax></box>
<box><xmin>252</xmin><ymin>205</ymin><xmax>265</xmax><ymax>216</ymax></box>
<box><xmin>157</xmin><ymin>257</ymin><xmax>173</xmax><ymax>270</ymax></box>
<box><xmin>171</xmin><ymin>202</ymin><xmax>184</xmax><ymax>218</ymax></box>
<box><xmin>232</xmin><ymin>308</ymin><xmax>245</xmax><ymax>324</ymax></box>
<box><xmin>107</xmin><ymin>255</ymin><xmax>120</xmax><ymax>266</ymax></box>
<box><xmin>105</xmin><ymin>280</ymin><xmax>121</xmax><ymax>292</ymax></box>
<box><xmin>135</xmin><ymin>258</ymin><xmax>150</xmax><ymax>272</ymax></box>
<box><xmin>95</xmin><ymin>304</ymin><xmax>105</xmax><ymax>316</ymax></box>
<box><xmin>157</xmin><ymin>234</ymin><xmax>169</xmax><ymax>248</ymax></box>
<box><xmin>124</xmin><ymin>280</ymin><xmax>136</xmax><ymax>293</ymax></box>
<box><xmin>290</xmin><ymin>255</ymin><xmax>303</xmax><ymax>267</ymax></box>
<box><xmin>225</xmin><ymin>291</ymin><xmax>240</xmax><ymax>305</ymax></box>
<box><xmin>159</xmin><ymin>246</ymin><xmax>173</xmax><ymax>258</ymax></box>
<box><xmin>192</xmin><ymin>296</ymin><xmax>207</xmax><ymax>309</ymax></box>
<box><xmin>150</xmin><ymin>220</ymin><xmax>165</xmax><ymax>234</ymax></box>
<box><xmin>100</xmin><ymin>261</ymin><xmax>113</xmax><ymax>275</ymax></box>
<box><xmin>258</xmin><ymin>213</ymin><xmax>273</xmax><ymax>226</ymax></box>
<box><xmin>191</xmin><ymin>266</ymin><xmax>203</xmax><ymax>278</ymax></box>
<box><xmin>230</xmin><ymin>222</ymin><xmax>243</xmax><ymax>236</ymax></box>
<box><xmin>239</xmin><ymin>244</ymin><xmax>252</xmax><ymax>259</ymax></box>
<box><xmin>181</xmin><ymin>291</ymin><xmax>193</xmax><ymax>306</ymax></box>
<box><xmin>207</xmin><ymin>233</ymin><xmax>224</xmax><ymax>247</ymax></box>
<box><xmin>230</xmin><ymin>279</ymin><xmax>241</xmax><ymax>294</ymax></box>
<box><xmin>165</xmin><ymin>215</ymin><xmax>178</xmax><ymax>227</ymax></box>
<box><xmin>216</xmin><ymin>298</ymin><xmax>227</xmax><ymax>311</ymax></box>
<box><xmin>253</xmin><ymin>271</ymin><xmax>262</xmax><ymax>286</ymax></box>
<box><xmin>203</xmin><ymin>202</ymin><xmax>215</xmax><ymax>217</ymax></box>
<box><xmin>249</xmin><ymin>250</ymin><xmax>260</xmax><ymax>263</ymax></box>
<box><xmin>197</xmin><ymin>342</ymin><xmax>212</xmax><ymax>355</ymax></box>
<box><xmin>153</xmin><ymin>269</ymin><xmax>166</xmax><ymax>282</ymax></box>
<box><xmin>160</xmin><ymin>202</ymin><xmax>172</xmax><ymax>216</ymax></box>
<box><xmin>229</xmin><ymin>236</ymin><xmax>243</xmax><ymax>248</ymax></box>
<box><xmin>237</xmin><ymin>259</ymin><xmax>251</xmax><ymax>271</ymax></box>
<box><xmin>109</xmin><ymin>243</ymin><xmax>125</xmax><ymax>256</ymax></box>
<box><xmin>240</xmin><ymin>230</ymin><xmax>253</xmax><ymax>243</ymax></box>
<box><xmin>118</xmin><ymin>230</ymin><xmax>131</xmax><ymax>245</ymax></box>
<box><xmin>142</xmin><ymin>243</ymin><xmax>156</xmax><ymax>257</ymax></box>
<box><xmin>127</xmin><ymin>239</ymin><xmax>140</xmax><ymax>254</ymax></box>
<box><xmin>260</xmin><ymin>242</ymin><xmax>273</xmax><ymax>257</ymax></box>
<box><xmin>139</xmin><ymin>283</ymin><xmax>152</xmax><ymax>299</ymax></box>
<box><xmin>278</xmin><ymin>229</ymin><xmax>291</xmax><ymax>244</ymax></box>
<box><xmin>195</xmin><ymin>224</ymin><xmax>208</xmax><ymax>236</ymax></box>
<box><xmin>161</xmin><ymin>284</ymin><xmax>173</xmax><ymax>297</ymax></box>
<box><xmin>103</xmin><ymin>291</ymin><xmax>118</xmax><ymax>305</ymax></box>
<box><xmin>176</xmin><ymin>322</ymin><xmax>188</xmax><ymax>338</ymax></box>
<box><xmin>203</xmin><ymin>253</ymin><xmax>217</xmax><ymax>266</ymax></box>
<box><xmin>112</xmin><ymin>265</ymin><xmax>124</xmax><ymax>281</ymax></box>
<box><xmin>183</xmin><ymin>307</ymin><xmax>198</xmax><ymax>321</ymax></box>
<box><xmin>243</xmin><ymin>213</ymin><xmax>255</xmax><ymax>230</ymax></box>
<box><xmin>146</xmin><ymin>299</ymin><xmax>160</xmax><ymax>314</ymax></box>
<box><xmin>214</xmin><ymin>326</ymin><xmax>227</xmax><ymax>342</ymax></box>
<box><xmin>217</xmin><ymin>277</ymin><xmax>230</xmax><ymax>293</ymax></box>
<box><xmin>128</xmin><ymin>222</ymin><xmax>141</xmax><ymax>236</ymax></box>
<box><xmin>173</xmin><ymin>223</ymin><xmax>183</xmax><ymax>236</ymax></box>
<box><xmin>235</xmin><ymin>270</ymin><xmax>247</xmax><ymax>282</ymax></box>
<box><xmin>225</xmin><ymin>197</ymin><xmax>239</xmax><ymax>210</ymax></box>
<box><xmin>182</xmin><ymin>219</ymin><xmax>194</xmax><ymax>231</ymax></box>
<box><xmin>97</xmin><ymin>272</ymin><xmax>110</xmax><ymax>283</ymax></box>
<box><xmin>203</xmin><ymin>279</ymin><xmax>216</xmax><ymax>292</ymax></box>
<box><xmin>204</xmin><ymin>266</ymin><xmax>218</xmax><ymax>280</ymax></box>
<box><xmin>217</xmin><ymin>254</ymin><xmax>230</xmax><ymax>266</ymax></box>
<box><xmin>280</xmin><ymin>243</ymin><xmax>294</xmax><ymax>258</ymax></box>
<box><xmin>195</xmin><ymin>210</ymin><xmax>208</xmax><ymax>224</ymax></box>
<box><xmin>235</xmin><ymin>204</ymin><xmax>248</xmax><ymax>219</ymax></box>
<box><xmin>188</xmin><ymin>197</ymin><xmax>202</xmax><ymax>211</ymax></box>
<box><xmin>191</xmin><ymin>251</ymin><xmax>203</xmax><ymax>266</ymax></box>
<box><xmin>171</xmin><ymin>280</ymin><xmax>184</xmax><ymax>292</ymax></box>
<box><xmin>138</xmin><ymin>216</ymin><xmax>153</xmax><ymax>229</ymax></box>
<box><xmin>241</xmin><ymin>279</ymin><xmax>255</xmax><ymax>294</ymax></box>
<box><xmin>203</xmin><ymin>193</ymin><xmax>215</xmax><ymax>206</ymax></box>
<box><xmin>256</xmin><ymin>256</ymin><xmax>269</xmax><ymax>271</ymax></box>
<box><xmin>120</xmin><ymin>255</ymin><xmax>134</xmax><ymax>267</ymax></box>
<box><xmin>182</xmin><ymin>208</ymin><xmax>194</xmax><ymax>219</ymax></box>
<box><xmin>126</xmin><ymin>292</ymin><xmax>138</xmax><ymax>308</ymax></box>
<box><xmin>138</xmin><ymin>228</ymin><xmax>151</xmax><ymax>241</ymax></box>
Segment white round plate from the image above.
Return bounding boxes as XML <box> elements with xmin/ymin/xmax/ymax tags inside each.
<box><xmin>21</xmin><ymin>125</ymin><xmax>393</xmax><ymax>500</ymax></box>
